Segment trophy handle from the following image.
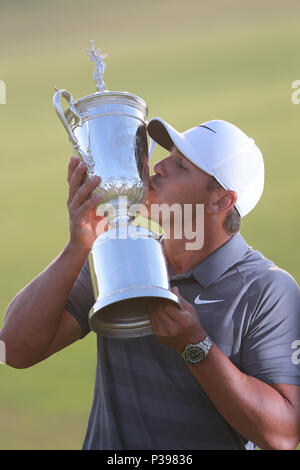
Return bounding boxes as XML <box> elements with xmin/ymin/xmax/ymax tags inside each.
<box><xmin>53</xmin><ymin>88</ymin><xmax>82</xmax><ymax>146</ymax></box>
<box><xmin>53</xmin><ymin>88</ymin><xmax>95</xmax><ymax>174</ymax></box>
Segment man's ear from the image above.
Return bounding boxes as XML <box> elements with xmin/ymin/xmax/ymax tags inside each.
<box><xmin>207</xmin><ymin>190</ymin><xmax>237</xmax><ymax>214</ymax></box>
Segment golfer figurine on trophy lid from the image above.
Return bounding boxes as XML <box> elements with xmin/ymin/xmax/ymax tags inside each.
<box><xmin>53</xmin><ymin>41</ymin><xmax>180</xmax><ymax>338</ymax></box>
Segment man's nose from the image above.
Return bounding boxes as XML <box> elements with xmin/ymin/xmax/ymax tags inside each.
<box><xmin>153</xmin><ymin>158</ymin><xmax>168</xmax><ymax>177</ymax></box>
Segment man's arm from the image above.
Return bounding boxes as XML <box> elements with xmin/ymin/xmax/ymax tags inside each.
<box><xmin>0</xmin><ymin>158</ymin><xmax>103</xmax><ymax>368</ymax></box>
<box><xmin>186</xmin><ymin>342</ymin><xmax>300</xmax><ymax>450</ymax></box>
<box><xmin>1</xmin><ymin>243</ymin><xmax>88</xmax><ymax>368</ymax></box>
<box><xmin>149</xmin><ymin>288</ymin><xmax>300</xmax><ymax>450</ymax></box>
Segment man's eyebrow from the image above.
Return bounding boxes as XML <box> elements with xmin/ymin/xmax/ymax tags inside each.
<box><xmin>170</xmin><ymin>145</ymin><xmax>191</xmax><ymax>165</ymax></box>
<box><xmin>172</xmin><ymin>150</ymin><xmax>186</xmax><ymax>161</ymax></box>
<box><xmin>171</xmin><ymin>145</ymin><xmax>184</xmax><ymax>157</ymax></box>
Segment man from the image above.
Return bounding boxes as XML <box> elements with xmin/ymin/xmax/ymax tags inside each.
<box><xmin>1</xmin><ymin>119</ymin><xmax>300</xmax><ymax>450</ymax></box>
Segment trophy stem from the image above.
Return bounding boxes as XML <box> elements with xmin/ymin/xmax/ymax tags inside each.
<box><xmin>107</xmin><ymin>197</ymin><xmax>134</xmax><ymax>230</ymax></box>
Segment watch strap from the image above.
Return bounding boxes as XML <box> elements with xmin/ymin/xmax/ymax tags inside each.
<box><xmin>181</xmin><ymin>335</ymin><xmax>212</xmax><ymax>363</ymax></box>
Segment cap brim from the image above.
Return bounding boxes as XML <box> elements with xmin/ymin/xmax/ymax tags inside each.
<box><xmin>147</xmin><ymin>118</ymin><xmax>212</xmax><ymax>176</ymax></box>
<box><xmin>147</xmin><ymin>118</ymin><xmax>176</xmax><ymax>151</ymax></box>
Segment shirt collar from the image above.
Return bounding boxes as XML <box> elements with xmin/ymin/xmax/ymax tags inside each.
<box><xmin>168</xmin><ymin>233</ymin><xmax>250</xmax><ymax>288</ymax></box>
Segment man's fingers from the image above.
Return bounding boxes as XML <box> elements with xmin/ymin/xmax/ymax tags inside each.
<box><xmin>149</xmin><ymin>288</ymin><xmax>197</xmax><ymax>329</ymax></box>
<box><xmin>68</xmin><ymin>161</ymin><xmax>102</xmax><ymax>210</ymax></box>
<box><xmin>171</xmin><ymin>286</ymin><xmax>193</xmax><ymax>312</ymax></box>
<box><xmin>67</xmin><ymin>156</ymin><xmax>80</xmax><ymax>184</ymax></box>
<box><xmin>149</xmin><ymin>299</ymin><xmax>179</xmax><ymax>323</ymax></box>
<box><xmin>149</xmin><ymin>301</ymin><xmax>177</xmax><ymax>335</ymax></box>
<box><xmin>70</xmin><ymin>174</ymin><xmax>101</xmax><ymax>210</ymax></box>
<box><xmin>77</xmin><ymin>192</ymin><xmax>103</xmax><ymax>214</ymax></box>
<box><xmin>172</xmin><ymin>286</ymin><xmax>180</xmax><ymax>296</ymax></box>
<box><xmin>68</xmin><ymin>160</ymin><xmax>88</xmax><ymax>203</ymax></box>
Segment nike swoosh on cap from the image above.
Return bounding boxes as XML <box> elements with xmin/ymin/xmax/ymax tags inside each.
<box><xmin>194</xmin><ymin>295</ymin><xmax>225</xmax><ymax>305</ymax></box>
<box><xmin>197</xmin><ymin>124</ymin><xmax>217</xmax><ymax>134</ymax></box>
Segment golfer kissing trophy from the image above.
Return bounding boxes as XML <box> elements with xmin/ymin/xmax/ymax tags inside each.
<box><xmin>53</xmin><ymin>41</ymin><xmax>180</xmax><ymax>338</ymax></box>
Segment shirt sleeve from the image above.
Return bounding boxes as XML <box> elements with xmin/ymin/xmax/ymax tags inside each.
<box><xmin>241</xmin><ymin>267</ymin><xmax>300</xmax><ymax>385</ymax></box>
<box><xmin>65</xmin><ymin>259</ymin><xmax>94</xmax><ymax>337</ymax></box>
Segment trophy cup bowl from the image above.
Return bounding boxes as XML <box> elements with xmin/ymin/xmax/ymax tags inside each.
<box><xmin>53</xmin><ymin>42</ymin><xmax>181</xmax><ymax>338</ymax></box>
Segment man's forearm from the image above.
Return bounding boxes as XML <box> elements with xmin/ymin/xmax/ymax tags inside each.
<box><xmin>187</xmin><ymin>342</ymin><xmax>299</xmax><ymax>450</ymax></box>
<box><xmin>1</xmin><ymin>241</ymin><xmax>89</xmax><ymax>367</ymax></box>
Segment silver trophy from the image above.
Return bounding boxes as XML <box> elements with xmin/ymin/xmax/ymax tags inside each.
<box><xmin>53</xmin><ymin>41</ymin><xmax>180</xmax><ymax>338</ymax></box>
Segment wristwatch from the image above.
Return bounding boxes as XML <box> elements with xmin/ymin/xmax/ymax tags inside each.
<box><xmin>181</xmin><ymin>335</ymin><xmax>212</xmax><ymax>364</ymax></box>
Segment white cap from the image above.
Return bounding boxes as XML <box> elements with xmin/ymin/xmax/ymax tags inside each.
<box><xmin>147</xmin><ymin>118</ymin><xmax>264</xmax><ymax>218</ymax></box>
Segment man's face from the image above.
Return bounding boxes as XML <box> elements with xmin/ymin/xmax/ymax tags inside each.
<box><xmin>147</xmin><ymin>145</ymin><xmax>213</xmax><ymax>209</ymax></box>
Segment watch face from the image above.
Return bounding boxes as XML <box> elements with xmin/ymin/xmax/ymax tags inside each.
<box><xmin>186</xmin><ymin>346</ymin><xmax>205</xmax><ymax>363</ymax></box>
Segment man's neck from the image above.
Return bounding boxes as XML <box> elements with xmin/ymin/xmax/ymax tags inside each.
<box><xmin>163</xmin><ymin>231</ymin><xmax>233</xmax><ymax>275</ymax></box>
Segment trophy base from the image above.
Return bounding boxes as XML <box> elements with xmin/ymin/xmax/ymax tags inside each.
<box><xmin>88</xmin><ymin>226</ymin><xmax>181</xmax><ymax>339</ymax></box>
<box><xmin>89</xmin><ymin>287</ymin><xmax>180</xmax><ymax>338</ymax></box>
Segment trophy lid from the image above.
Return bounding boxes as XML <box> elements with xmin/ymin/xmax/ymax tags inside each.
<box><xmin>68</xmin><ymin>90</ymin><xmax>148</xmax><ymax>118</ymax></box>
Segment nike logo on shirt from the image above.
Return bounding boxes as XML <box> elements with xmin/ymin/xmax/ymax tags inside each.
<box><xmin>194</xmin><ymin>295</ymin><xmax>225</xmax><ymax>305</ymax></box>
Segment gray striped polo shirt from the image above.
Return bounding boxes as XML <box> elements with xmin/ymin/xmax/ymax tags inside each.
<box><xmin>65</xmin><ymin>233</ymin><xmax>300</xmax><ymax>450</ymax></box>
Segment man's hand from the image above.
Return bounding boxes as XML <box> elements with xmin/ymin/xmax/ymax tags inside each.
<box><xmin>67</xmin><ymin>157</ymin><xmax>107</xmax><ymax>252</ymax></box>
<box><xmin>149</xmin><ymin>287</ymin><xmax>207</xmax><ymax>353</ymax></box>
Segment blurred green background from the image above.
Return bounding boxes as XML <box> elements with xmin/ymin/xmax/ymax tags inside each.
<box><xmin>1</xmin><ymin>0</ymin><xmax>300</xmax><ymax>450</ymax></box>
